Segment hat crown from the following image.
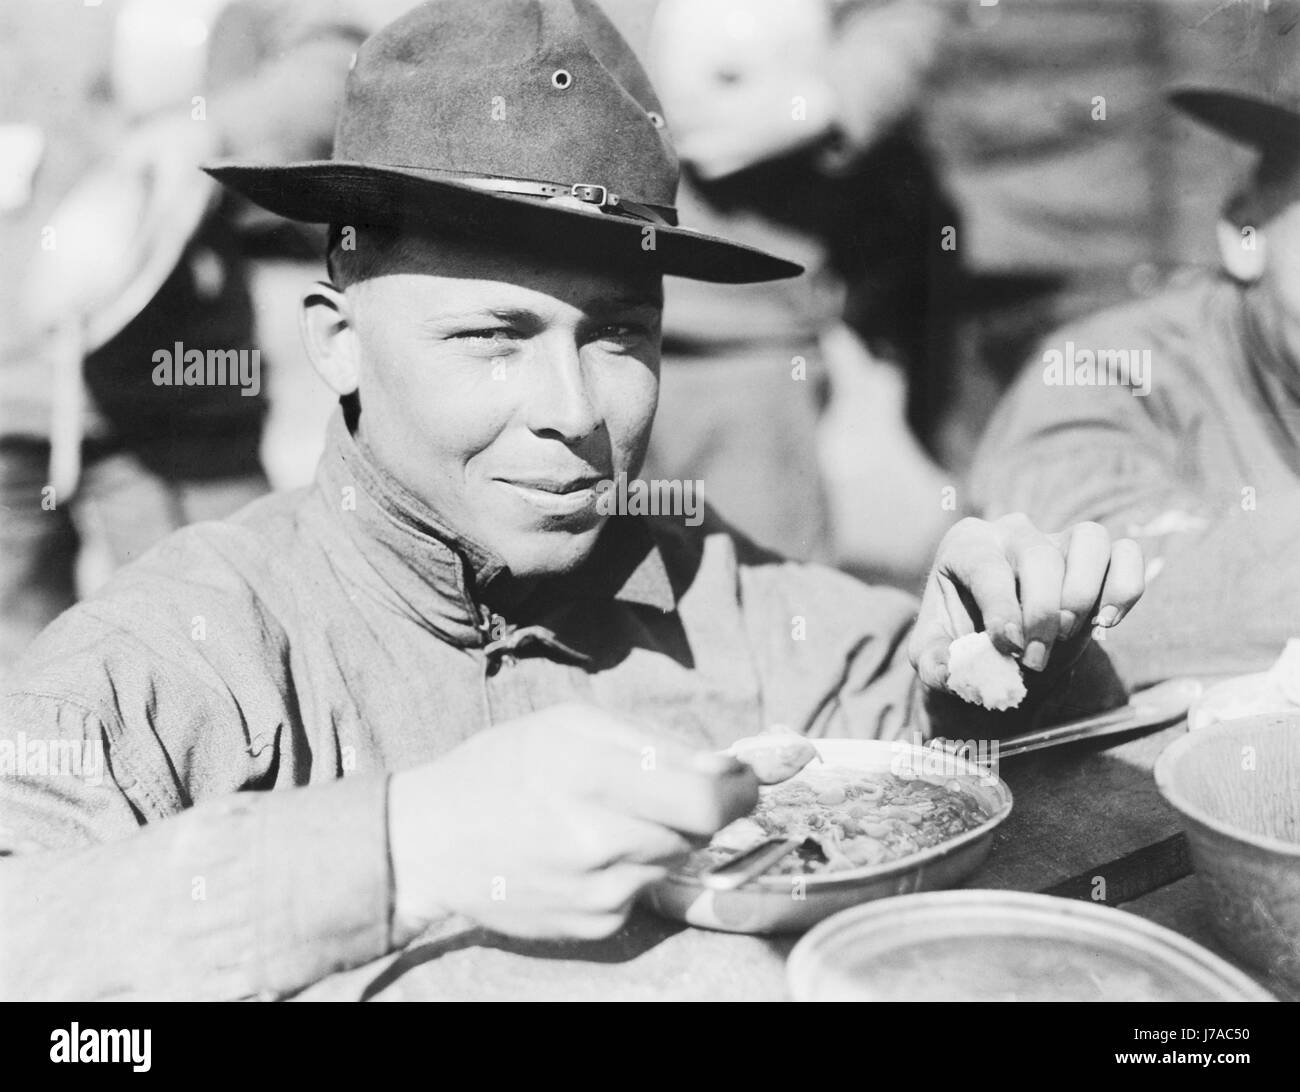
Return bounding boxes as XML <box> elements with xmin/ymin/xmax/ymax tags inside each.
<box><xmin>335</xmin><ymin>0</ymin><xmax>678</xmax><ymax>206</ymax></box>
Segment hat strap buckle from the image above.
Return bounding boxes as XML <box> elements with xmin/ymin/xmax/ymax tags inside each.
<box><xmin>412</xmin><ymin>167</ymin><xmax>677</xmax><ymax>226</ymax></box>
<box><xmin>569</xmin><ymin>182</ymin><xmax>610</xmax><ymax>207</ymax></box>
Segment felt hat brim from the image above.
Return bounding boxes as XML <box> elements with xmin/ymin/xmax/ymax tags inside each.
<box><xmin>204</xmin><ymin>160</ymin><xmax>803</xmax><ymax>284</ymax></box>
<box><xmin>1170</xmin><ymin>87</ymin><xmax>1300</xmax><ymax>154</ymax></box>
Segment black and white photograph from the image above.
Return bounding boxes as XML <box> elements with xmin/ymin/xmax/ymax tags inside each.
<box><xmin>0</xmin><ymin>0</ymin><xmax>1297</xmax><ymax>1030</ymax></box>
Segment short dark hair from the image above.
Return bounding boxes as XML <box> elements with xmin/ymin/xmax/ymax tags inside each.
<box><xmin>325</xmin><ymin>224</ymin><xmax>413</xmax><ymax>288</ymax></box>
<box><xmin>324</xmin><ymin>218</ymin><xmax>670</xmax><ymax>291</ymax></box>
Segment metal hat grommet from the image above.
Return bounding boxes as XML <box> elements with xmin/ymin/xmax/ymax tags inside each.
<box><xmin>647</xmin><ymin>111</ymin><xmax>665</xmax><ymax>129</ymax></box>
<box><xmin>551</xmin><ymin>68</ymin><xmax>573</xmax><ymax>89</ymax></box>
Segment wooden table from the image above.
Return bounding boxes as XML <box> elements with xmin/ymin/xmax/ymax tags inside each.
<box><xmin>300</xmin><ymin>721</ymin><xmax>1297</xmax><ymax>1001</ymax></box>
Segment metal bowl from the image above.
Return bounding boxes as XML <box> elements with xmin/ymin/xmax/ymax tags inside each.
<box><xmin>1188</xmin><ymin>672</ymin><xmax>1297</xmax><ymax>731</ymax></box>
<box><xmin>642</xmin><ymin>738</ymin><xmax>1012</xmax><ymax>934</ymax></box>
<box><xmin>1155</xmin><ymin>712</ymin><xmax>1300</xmax><ymax>986</ymax></box>
<box><xmin>788</xmin><ymin>890</ymin><xmax>1276</xmax><ymax>1001</ymax></box>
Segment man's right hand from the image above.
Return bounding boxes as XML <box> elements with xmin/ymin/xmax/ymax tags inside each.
<box><xmin>387</xmin><ymin>703</ymin><xmax>759</xmax><ymax>941</ymax></box>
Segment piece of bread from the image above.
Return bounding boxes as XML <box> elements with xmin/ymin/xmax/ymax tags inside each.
<box><xmin>946</xmin><ymin>632</ymin><xmax>1027</xmax><ymax>711</ymax></box>
<box><xmin>725</xmin><ymin>725</ymin><xmax>819</xmax><ymax>784</ymax></box>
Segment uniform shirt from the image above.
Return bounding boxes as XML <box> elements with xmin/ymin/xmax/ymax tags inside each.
<box><xmin>1</xmin><ymin>408</ymin><xmax>1119</xmax><ymax>999</ymax></box>
<box><xmin>0</xmin><ymin>408</ymin><xmax>927</xmax><ymax>999</ymax></box>
<box><xmin>971</xmin><ymin>272</ymin><xmax>1300</xmax><ymax>687</ymax></box>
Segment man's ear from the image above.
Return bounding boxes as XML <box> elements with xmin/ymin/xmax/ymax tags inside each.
<box><xmin>1217</xmin><ymin>217</ymin><xmax>1266</xmax><ymax>283</ymax></box>
<box><xmin>300</xmin><ymin>281</ymin><xmax>361</xmax><ymax>396</ymax></box>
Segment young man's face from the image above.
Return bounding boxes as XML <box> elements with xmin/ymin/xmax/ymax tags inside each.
<box><xmin>341</xmin><ymin>234</ymin><xmax>662</xmax><ymax>579</ymax></box>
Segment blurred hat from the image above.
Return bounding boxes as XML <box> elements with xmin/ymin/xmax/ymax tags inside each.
<box><xmin>204</xmin><ymin>0</ymin><xmax>801</xmax><ymax>284</ymax></box>
<box><xmin>647</xmin><ymin>0</ymin><xmax>836</xmax><ymax>180</ymax></box>
<box><xmin>1171</xmin><ymin>87</ymin><xmax>1300</xmax><ymax>155</ymax></box>
<box><xmin>1170</xmin><ymin>0</ymin><xmax>1300</xmax><ymax>156</ymax></box>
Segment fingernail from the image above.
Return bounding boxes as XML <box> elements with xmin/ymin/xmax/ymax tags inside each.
<box><xmin>1003</xmin><ymin>622</ymin><xmax>1025</xmax><ymax>651</ymax></box>
<box><xmin>1096</xmin><ymin>606</ymin><xmax>1120</xmax><ymax>627</ymax></box>
<box><xmin>1022</xmin><ymin>640</ymin><xmax>1047</xmax><ymax>671</ymax></box>
<box><xmin>1059</xmin><ymin>610</ymin><xmax>1078</xmax><ymax>639</ymax></box>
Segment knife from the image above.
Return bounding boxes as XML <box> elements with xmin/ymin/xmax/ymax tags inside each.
<box><xmin>928</xmin><ymin>677</ymin><xmax>1203</xmax><ymax>760</ymax></box>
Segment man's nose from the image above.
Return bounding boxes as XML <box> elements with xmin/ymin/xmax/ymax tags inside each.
<box><xmin>524</xmin><ymin>337</ymin><xmax>602</xmax><ymax>443</ymax></box>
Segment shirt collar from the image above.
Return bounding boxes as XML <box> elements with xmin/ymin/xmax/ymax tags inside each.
<box><xmin>315</xmin><ymin>409</ymin><xmax>676</xmax><ymax>645</ymax></box>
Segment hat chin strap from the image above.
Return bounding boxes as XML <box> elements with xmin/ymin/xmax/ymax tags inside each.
<box><xmin>412</xmin><ymin>167</ymin><xmax>678</xmax><ymax>226</ymax></box>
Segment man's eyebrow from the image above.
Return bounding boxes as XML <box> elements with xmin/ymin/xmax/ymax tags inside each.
<box><xmin>420</xmin><ymin>297</ymin><xmax>661</xmax><ymax>328</ymax></box>
<box><xmin>420</xmin><ymin>307</ymin><xmax>539</xmax><ymax>326</ymax></box>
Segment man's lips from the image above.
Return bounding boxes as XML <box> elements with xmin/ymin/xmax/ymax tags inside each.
<box><xmin>493</xmin><ymin>474</ymin><xmax>605</xmax><ymax>494</ymax></box>
<box><xmin>493</xmin><ymin>473</ymin><xmax>608</xmax><ymax>518</ymax></box>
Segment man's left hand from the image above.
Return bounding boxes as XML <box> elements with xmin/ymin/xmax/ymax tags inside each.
<box><xmin>908</xmin><ymin>514</ymin><xmax>1145</xmax><ymax>693</ymax></box>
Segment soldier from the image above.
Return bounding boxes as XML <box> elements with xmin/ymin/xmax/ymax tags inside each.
<box><xmin>971</xmin><ymin>53</ymin><xmax>1300</xmax><ymax>688</ymax></box>
<box><xmin>1</xmin><ymin>0</ymin><xmax>1142</xmax><ymax>1000</ymax></box>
